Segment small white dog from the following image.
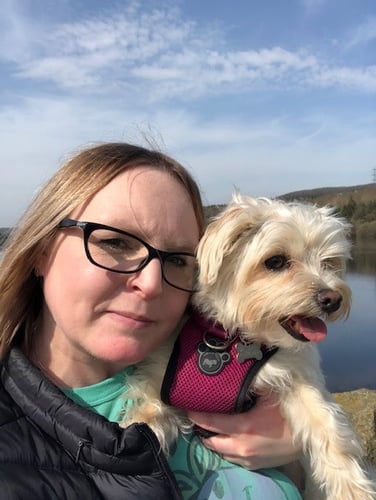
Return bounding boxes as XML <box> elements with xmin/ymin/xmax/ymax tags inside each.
<box><xmin>122</xmin><ymin>195</ymin><xmax>375</xmax><ymax>500</ymax></box>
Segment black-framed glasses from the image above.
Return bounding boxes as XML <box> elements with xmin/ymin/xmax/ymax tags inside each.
<box><xmin>57</xmin><ymin>219</ymin><xmax>197</xmax><ymax>292</ymax></box>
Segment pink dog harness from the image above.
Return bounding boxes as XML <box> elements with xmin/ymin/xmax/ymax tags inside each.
<box><xmin>161</xmin><ymin>309</ymin><xmax>278</xmax><ymax>413</ymax></box>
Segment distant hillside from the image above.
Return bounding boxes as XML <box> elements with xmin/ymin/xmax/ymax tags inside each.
<box><xmin>280</xmin><ymin>184</ymin><xmax>376</xmax><ymax>240</ymax></box>
<box><xmin>204</xmin><ymin>183</ymin><xmax>376</xmax><ymax>240</ymax></box>
<box><xmin>279</xmin><ymin>183</ymin><xmax>376</xmax><ymax>208</ymax></box>
<box><xmin>205</xmin><ymin>183</ymin><xmax>375</xmax><ymax>218</ymax></box>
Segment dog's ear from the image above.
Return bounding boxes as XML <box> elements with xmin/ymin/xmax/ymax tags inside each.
<box><xmin>197</xmin><ymin>201</ymin><xmax>254</xmax><ymax>285</ymax></box>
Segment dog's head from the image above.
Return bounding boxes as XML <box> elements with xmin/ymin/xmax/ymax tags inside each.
<box><xmin>193</xmin><ymin>194</ymin><xmax>352</xmax><ymax>349</ymax></box>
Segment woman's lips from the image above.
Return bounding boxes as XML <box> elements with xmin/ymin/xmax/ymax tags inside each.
<box><xmin>106</xmin><ymin>310</ymin><xmax>155</xmax><ymax>328</ymax></box>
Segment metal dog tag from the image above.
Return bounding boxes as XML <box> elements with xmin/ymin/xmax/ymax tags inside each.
<box><xmin>236</xmin><ymin>341</ymin><xmax>263</xmax><ymax>363</ymax></box>
<box><xmin>197</xmin><ymin>337</ymin><xmax>231</xmax><ymax>376</ymax></box>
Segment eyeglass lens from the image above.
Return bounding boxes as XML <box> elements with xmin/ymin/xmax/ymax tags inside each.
<box><xmin>87</xmin><ymin>227</ymin><xmax>196</xmax><ymax>291</ymax></box>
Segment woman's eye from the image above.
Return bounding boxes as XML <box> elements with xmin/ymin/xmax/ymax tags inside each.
<box><xmin>264</xmin><ymin>255</ymin><xmax>289</xmax><ymax>271</ymax></box>
<box><xmin>101</xmin><ymin>238</ymin><xmax>128</xmax><ymax>251</ymax></box>
<box><xmin>166</xmin><ymin>255</ymin><xmax>188</xmax><ymax>268</ymax></box>
<box><xmin>96</xmin><ymin>235</ymin><xmax>138</xmax><ymax>254</ymax></box>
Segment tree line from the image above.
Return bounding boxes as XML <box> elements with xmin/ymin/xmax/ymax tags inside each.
<box><xmin>332</xmin><ymin>198</ymin><xmax>376</xmax><ymax>240</ymax></box>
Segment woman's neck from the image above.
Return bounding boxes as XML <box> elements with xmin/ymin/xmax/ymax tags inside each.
<box><xmin>26</xmin><ymin>322</ymin><xmax>126</xmax><ymax>388</ymax></box>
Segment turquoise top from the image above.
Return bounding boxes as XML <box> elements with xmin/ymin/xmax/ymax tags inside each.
<box><xmin>62</xmin><ymin>366</ymin><xmax>134</xmax><ymax>422</ymax></box>
<box><xmin>62</xmin><ymin>370</ymin><xmax>302</xmax><ymax>500</ymax></box>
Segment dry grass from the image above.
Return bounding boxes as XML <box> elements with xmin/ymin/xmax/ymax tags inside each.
<box><xmin>334</xmin><ymin>389</ymin><xmax>376</xmax><ymax>465</ymax></box>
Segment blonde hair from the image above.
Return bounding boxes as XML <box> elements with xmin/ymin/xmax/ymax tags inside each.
<box><xmin>0</xmin><ymin>142</ymin><xmax>204</xmax><ymax>359</ymax></box>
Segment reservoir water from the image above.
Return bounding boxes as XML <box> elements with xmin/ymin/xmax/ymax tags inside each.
<box><xmin>319</xmin><ymin>242</ymin><xmax>376</xmax><ymax>392</ymax></box>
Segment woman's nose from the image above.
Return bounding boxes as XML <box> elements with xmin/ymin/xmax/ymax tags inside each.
<box><xmin>127</xmin><ymin>258</ymin><xmax>164</xmax><ymax>297</ymax></box>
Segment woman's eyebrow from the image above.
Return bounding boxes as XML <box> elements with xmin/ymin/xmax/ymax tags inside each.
<box><xmin>166</xmin><ymin>245</ymin><xmax>197</xmax><ymax>254</ymax></box>
<box><xmin>153</xmin><ymin>240</ymin><xmax>197</xmax><ymax>254</ymax></box>
<box><xmin>98</xmin><ymin>221</ymin><xmax>197</xmax><ymax>254</ymax></box>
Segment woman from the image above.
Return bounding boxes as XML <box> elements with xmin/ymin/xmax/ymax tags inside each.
<box><xmin>0</xmin><ymin>142</ymin><xmax>302</xmax><ymax>499</ymax></box>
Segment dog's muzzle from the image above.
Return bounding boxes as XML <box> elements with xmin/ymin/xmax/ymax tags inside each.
<box><xmin>280</xmin><ymin>288</ymin><xmax>343</xmax><ymax>343</ymax></box>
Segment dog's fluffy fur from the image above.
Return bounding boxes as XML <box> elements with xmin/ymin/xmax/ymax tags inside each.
<box><xmin>122</xmin><ymin>195</ymin><xmax>376</xmax><ymax>500</ymax></box>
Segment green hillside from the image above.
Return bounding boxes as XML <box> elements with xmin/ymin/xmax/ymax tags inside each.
<box><xmin>282</xmin><ymin>184</ymin><xmax>376</xmax><ymax>240</ymax></box>
<box><xmin>204</xmin><ymin>183</ymin><xmax>376</xmax><ymax>240</ymax></box>
<box><xmin>280</xmin><ymin>183</ymin><xmax>376</xmax><ymax>207</ymax></box>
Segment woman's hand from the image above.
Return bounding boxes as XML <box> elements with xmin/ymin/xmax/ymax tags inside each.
<box><xmin>187</xmin><ymin>395</ymin><xmax>302</xmax><ymax>470</ymax></box>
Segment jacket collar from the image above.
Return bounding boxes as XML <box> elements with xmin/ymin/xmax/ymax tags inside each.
<box><xmin>1</xmin><ymin>346</ymin><xmax>163</xmax><ymax>474</ymax></box>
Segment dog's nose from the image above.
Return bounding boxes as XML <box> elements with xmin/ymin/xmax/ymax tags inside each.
<box><xmin>317</xmin><ymin>289</ymin><xmax>342</xmax><ymax>314</ymax></box>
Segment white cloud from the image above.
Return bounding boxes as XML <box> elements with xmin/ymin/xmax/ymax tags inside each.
<box><xmin>299</xmin><ymin>0</ymin><xmax>327</xmax><ymax>16</ymax></box>
<box><xmin>1</xmin><ymin>3</ymin><xmax>376</xmax><ymax>99</ymax></box>
<box><xmin>345</xmin><ymin>16</ymin><xmax>376</xmax><ymax>49</ymax></box>
<box><xmin>313</xmin><ymin>65</ymin><xmax>376</xmax><ymax>92</ymax></box>
<box><xmin>3</xmin><ymin>3</ymin><xmax>201</xmax><ymax>91</ymax></box>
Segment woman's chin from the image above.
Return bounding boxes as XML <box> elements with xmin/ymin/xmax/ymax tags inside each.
<box><xmin>90</xmin><ymin>336</ymin><xmax>159</xmax><ymax>367</ymax></box>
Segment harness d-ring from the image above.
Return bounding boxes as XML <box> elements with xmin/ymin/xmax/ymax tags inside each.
<box><xmin>202</xmin><ymin>330</ymin><xmax>233</xmax><ymax>351</ymax></box>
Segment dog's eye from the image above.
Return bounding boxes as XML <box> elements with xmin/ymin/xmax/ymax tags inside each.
<box><xmin>323</xmin><ymin>259</ymin><xmax>334</xmax><ymax>270</ymax></box>
<box><xmin>264</xmin><ymin>255</ymin><xmax>289</xmax><ymax>271</ymax></box>
<box><xmin>322</xmin><ymin>258</ymin><xmax>339</xmax><ymax>271</ymax></box>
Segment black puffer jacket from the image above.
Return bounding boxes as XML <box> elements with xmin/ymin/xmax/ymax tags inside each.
<box><xmin>0</xmin><ymin>347</ymin><xmax>181</xmax><ymax>499</ymax></box>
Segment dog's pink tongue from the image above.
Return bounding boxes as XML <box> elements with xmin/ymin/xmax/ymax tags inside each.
<box><xmin>291</xmin><ymin>316</ymin><xmax>327</xmax><ymax>342</ymax></box>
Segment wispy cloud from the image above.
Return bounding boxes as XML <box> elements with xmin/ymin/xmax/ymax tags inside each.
<box><xmin>345</xmin><ymin>15</ymin><xmax>376</xmax><ymax>49</ymax></box>
<box><xmin>313</xmin><ymin>65</ymin><xmax>376</xmax><ymax>92</ymax></box>
<box><xmin>2</xmin><ymin>3</ymin><xmax>201</xmax><ymax>90</ymax></box>
<box><xmin>299</xmin><ymin>0</ymin><xmax>327</xmax><ymax>16</ymax></box>
<box><xmin>1</xmin><ymin>2</ymin><xmax>376</xmax><ymax>99</ymax></box>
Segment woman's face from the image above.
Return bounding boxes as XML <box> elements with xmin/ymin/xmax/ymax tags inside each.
<box><xmin>38</xmin><ymin>167</ymin><xmax>199</xmax><ymax>381</ymax></box>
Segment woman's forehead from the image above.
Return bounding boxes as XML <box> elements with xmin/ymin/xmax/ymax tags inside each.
<box><xmin>76</xmin><ymin>167</ymin><xmax>188</xmax><ymax>212</ymax></box>
<box><xmin>72</xmin><ymin>167</ymin><xmax>200</xmax><ymax>249</ymax></box>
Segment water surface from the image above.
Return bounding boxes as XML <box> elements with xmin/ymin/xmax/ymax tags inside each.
<box><xmin>319</xmin><ymin>242</ymin><xmax>376</xmax><ymax>392</ymax></box>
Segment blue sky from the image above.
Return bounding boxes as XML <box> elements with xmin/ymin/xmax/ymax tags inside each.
<box><xmin>1</xmin><ymin>0</ymin><xmax>375</xmax><ymax>226</ymax></box>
